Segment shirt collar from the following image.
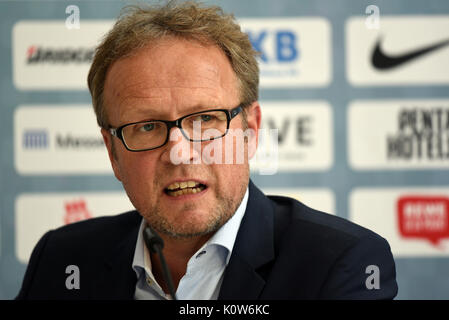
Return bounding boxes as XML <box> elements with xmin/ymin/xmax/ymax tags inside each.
<box><xmin>204</xmin><ymin>187</ymin><xmax>249</xmax><ymax>264</ymax></box>
<box><xmin>132</xmin><ymin>186</ymin><xmax>249</xmax><ymax>275</ymax></box>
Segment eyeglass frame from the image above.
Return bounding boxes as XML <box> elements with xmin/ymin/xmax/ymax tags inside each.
<box><xmin>109</xmin><ymin>104</ymin><xmax>244</xmax><ymax>152</ymax></box>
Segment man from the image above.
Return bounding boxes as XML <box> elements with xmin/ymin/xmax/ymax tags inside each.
<box><xmin>16</xmin><ymin>1</ymin><xmax>398</xmax><ymax>300</ymax></box>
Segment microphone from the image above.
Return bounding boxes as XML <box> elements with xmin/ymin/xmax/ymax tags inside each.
<box><xmin>143</xmin><ymin>226</ymin><xmax>177</xmax><ymax>300</ymax></box>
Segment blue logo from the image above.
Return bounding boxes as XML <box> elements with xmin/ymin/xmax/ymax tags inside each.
<box><xmin>23</xmin><ymin>129</ymin><xmax>49</xmax><ymax>149</ymax></box>
<box><xmin>241</xmin><ymin>18</ymin><xmax>331</xmax><ymax>87</ymax></box>
<box><xmin>246</xmin><ymin>30</ymin><xmax>300</xmax><ymax>63</ymax></box>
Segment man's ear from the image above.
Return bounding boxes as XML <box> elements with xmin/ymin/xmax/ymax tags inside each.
<box><xmin>245</xmin><ymin>101</ymin><xmax>262</xmax><ymax>160</ymax></box>
<box><xmin>101</xmin><ymin>128</ymin><xmax>122</xmax><ymax>181</ymax></box>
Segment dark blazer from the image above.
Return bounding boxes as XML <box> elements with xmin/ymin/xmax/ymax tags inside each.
<box><xmin>16</xmin><ymin>181</ymin><xmax>398</xmax><ymax>299</ymax></box>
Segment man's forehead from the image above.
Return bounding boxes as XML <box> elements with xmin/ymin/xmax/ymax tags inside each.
<box><xmin>112</xmin><ymin>86</ymin><xmax>223</xmax><ymax>114</ymax></box>
<box><xmin>106</xmin><ymin>38</ymin><xmax>231</xmax><ymax>86</ymax></box>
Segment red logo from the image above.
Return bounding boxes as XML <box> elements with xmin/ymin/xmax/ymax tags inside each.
<box><xmin>64</xmin><ymin>199</ymin><xmax>92</xmax><ymax>225</ymax></box>
<box><xmin>26</xmin><ymin>45</ymin><xmax>37</xmax><ymax>59</ymax></box>
<box><xmin>397</xmin><ymin>196</ymin><xmax>449</xmax><ymax>247</ymax></box>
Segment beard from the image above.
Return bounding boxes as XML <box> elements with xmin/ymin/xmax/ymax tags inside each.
<box><xmin>126</xmin><ymin>167</ymin><xmax>248</xmax><ymax>240</ymax></box>
<box><xmin>145</xmin><ymin>189</ymin><xmax>239</xmax><ymax>239</ymax></box>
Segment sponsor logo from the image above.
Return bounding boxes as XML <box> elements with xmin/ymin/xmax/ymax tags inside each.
<box><xmin>56</xmin><ymin>134</ymin><xmax>104</xmax><ymax>149</ymax></box>
<box><xmin>247</xmin><ymin>28</ymin><xmax>299</xmax><ymax>68</ymax></box>
<box><xmin>397</xmin><ymin>196</ymin><xmax>449</xmax><ymax>247</ymax></box>
<box><xmin>26</xmin><ymin>45</ymin><xmax>94</xmax><ymax>64</ymax></box>
<box><xmin>372</xmin><ymin>37</ymin><xmax>449</xmax><ymax>70</ymax></box>
<box><xmin>251</xmin><ymin>101</ymin><xmax>333</xmax><ymax>172</ymax></box>
<box><xmin>64</xmin><ymin>199</ymin><xmax>93</xmax><ymax>225</ymax></box>
<box><xmin>387</xmin><ymin>107</ymin><xmax>449</xmax><ymax>161</ymax></box>
<box><xmin>350</xmin><ymin>188</ymin><xmax>449</xmax><ymax>256</ymax></box>
<box><xmin>14</xmin><ymin>105</ymin><xmax>111</xmax><ymax>174</ymax></box>
<box><xmin>346</xmin><ymin>16</ymin><xmax>449</xmax><ymax>85</ymax></box>
<box><xmin>13</xmin><ymin>20</ymin><xmax>113</xmax><ymax>89</ymax></box>
<box><xmin>23</xmin><ymin>129</ymin><xmax>48</xmax><ymax>149</ymax></box>
<box><xmin>15</xmin><ymin>192</ymin><xmax>133</xmax><ymax>263</ymax></box>
<box><xmin>22</xmin><ymin>131</ymin><xmax>104</xmax><ymax>150</ymax></box>
<box><xmin>348</xmin><ymin>100</ymin><xmax>449</xmax><ymax>169</ymax></box>
<box><xmin>22</xmin><ymin>129</ymin><xmax>103</xmax><ymax>151</ymax></box>
<box><xmin>240</xmin><ymin>18</ymin><xmax>331</xmax><ymax>87</ymax></box>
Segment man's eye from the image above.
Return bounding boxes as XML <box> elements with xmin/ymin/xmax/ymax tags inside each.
<box><xmin>202</xmin><ymin>115</ymin><xmax>212</xmax><ymax>121</ymax></box>
<box><xmin>195</xmin><ymin>114</ymin><xmax>213</xmax><ymax>122</ymax></box>
<box><xmin>139</xmin><ymin>123</ymin><xmax>155</xmax><ymax>132</ymax></box>
<box><xmin>192</xmin><ymin>114</ymin><xmax>211</xmax><ymax>122</ymax></box>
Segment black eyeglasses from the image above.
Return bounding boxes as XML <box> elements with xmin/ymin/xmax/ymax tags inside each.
<box><xmin>109</xmin><ymin>104</ymin><xmax>243</xmax><ymax>152</ymax></box>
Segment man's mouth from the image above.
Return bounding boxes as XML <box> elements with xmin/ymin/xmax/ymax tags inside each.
<box><xmin>164</xmin><ymin>180</ymin><xmax>207</xmax><ymax>197</ymax></box>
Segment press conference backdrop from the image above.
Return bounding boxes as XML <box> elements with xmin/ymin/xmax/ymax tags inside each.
<box><xmin>1</xmin><ymin>0</ymin><xmax>449</xmax><ymax>299</ymax></box>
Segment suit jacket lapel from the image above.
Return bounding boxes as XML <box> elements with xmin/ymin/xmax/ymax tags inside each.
<box><xmin>90</xmin><ymin>212</ymin><xmax>141</xmax><ymax>300</ymax></box>
<box><xmin>218</xmin><ymin>180</ymin><xmax>275</xmax><ymax>299</ymax></box>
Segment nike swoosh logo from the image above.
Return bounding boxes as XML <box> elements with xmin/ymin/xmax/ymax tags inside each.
<box><xmin>371</xmin><ymin>36</ymin><xmax>449</xmax><ymax>70</ymax></box>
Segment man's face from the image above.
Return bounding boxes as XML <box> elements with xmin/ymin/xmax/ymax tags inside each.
<box><xmin>102</xmin><ymin>38</ymin><xmax>261</xmax><ymax>239</ymax></box>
